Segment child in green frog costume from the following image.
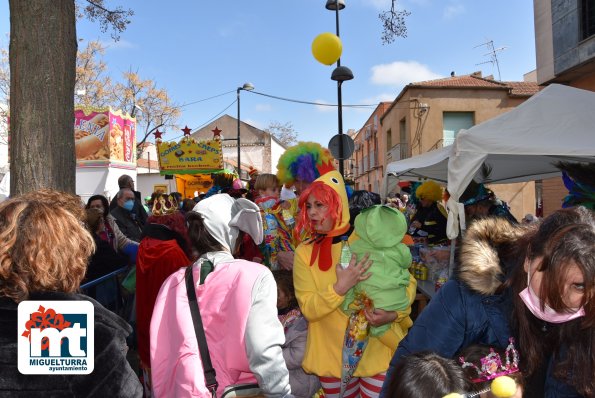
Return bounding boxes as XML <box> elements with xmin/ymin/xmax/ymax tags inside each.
<box><xmin>342</xmin><ymin>204</ymin><xmax>413</xmax><ymax>337</ymax></box>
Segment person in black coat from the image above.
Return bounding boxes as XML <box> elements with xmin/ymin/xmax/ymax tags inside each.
<box><xmin>83</xmin><ymin>208</ymin><xmax>130</xmax><ymax>282</ymax></box>
<box><xmin>109</xmin><ymin>174</ymin><xmax>148</xmax><ymax>228</ymax></box>
<box><xmin>409</xmin><ymin>180</ymin><xmax>448</xmax><ymax>245</ymax></box>
<box><xmin>82</xmin><ymin>208</ymin><xmax>130</xmax><ymax>312</ymax></box>
<box><xmin>0</xmin><ymin>190</ymin><xmax>142</xmax><ymax>397</ymax></box>
<box><xmin>110</xmin><ymin>188</ymin><xmax>143</xmax><ymax>243</ymax></box>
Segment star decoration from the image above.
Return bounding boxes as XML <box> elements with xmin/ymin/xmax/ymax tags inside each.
<box><xmin>182</xmin><ymin>125</ymin><xmax>192</xmax><ymax>136</ymax></box>
<box><xmin>153</xmin><ymin>129</ymin><xmax>163</xmax><ymax>140</ymax></box>
<box><xmin>212</xmin><ymin>126</ymin><xmax>222</xmax><ymax>138</ymax></box>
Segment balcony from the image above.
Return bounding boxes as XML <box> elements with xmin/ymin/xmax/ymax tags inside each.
<box><xmin>388</xmin><ymin>143</ymin><xmax>408</xmax><ymax>162</ymax></box>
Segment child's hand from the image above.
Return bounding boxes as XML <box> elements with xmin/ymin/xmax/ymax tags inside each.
<box><xmin>364</xmin><ymin>308</ymin><xmax>397</xmax><ymax>327</ymax></box>
<box><xmin>333</xmin><ymin>253</ymin><xmax>372</xmax><ymax>296</ymax></box>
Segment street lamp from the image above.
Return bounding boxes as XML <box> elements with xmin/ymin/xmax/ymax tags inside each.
<box><xmin>236</xmin><ymin>82</ymin><xmax>254</xmax><ymax>177</ymax></box>
<box><xmin>326</xmin><ymin>0</ymin><xmax>353</xmax><ymax>177</ymax></box>
<box><xmin>131</xmin><ymin>104</ymin><xmax>142</xmax><ymax>118</ymax></box>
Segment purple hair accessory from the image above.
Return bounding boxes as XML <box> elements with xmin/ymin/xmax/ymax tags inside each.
<box><xmin>291</xmin><ymin>154</ymin><xmax>319</xmax><ymax>184</ymax></box>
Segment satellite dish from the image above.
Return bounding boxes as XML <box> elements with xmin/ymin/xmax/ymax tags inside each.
<box><xmin>328</xmin><ymin>134</ymin><xmax>354</xmax><ymax>160</ymax></box>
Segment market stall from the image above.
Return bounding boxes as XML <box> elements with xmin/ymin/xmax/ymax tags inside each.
<box><xmin>155</xmin><ymin>129</ymin><xmax>230</xmax><ymax>198</ymax></box>
<box><xmin>385</xmin><ymin>84</ymin><xmax>595</xmax><ymax>301</ymax></box>
<box><xmin>446</xmin><ymin>84</ymin><xmax>595</xmax><ymax>238</ymax></box>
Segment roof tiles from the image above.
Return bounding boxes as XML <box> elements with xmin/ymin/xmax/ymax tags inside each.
<box><xmin>409</xmin><ymin>73</ymin><xmax>539</xmax><ymax>96</ymax></box>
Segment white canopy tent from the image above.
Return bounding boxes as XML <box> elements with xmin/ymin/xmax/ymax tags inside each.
<box><xmin>386</xmin><ymin>145</ymin><xmax>453</xmax><ymax>184</ymax></box>
<box><xmin>446</xmin><ymin>84</ymin><xmax>595</xmax><ymax>238</ymax></box>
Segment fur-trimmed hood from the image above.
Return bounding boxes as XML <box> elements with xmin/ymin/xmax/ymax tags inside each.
<box><xmin>458</xmin><ymin>218</ymin><xmax>531</xmax><ymax>295</ymax></box>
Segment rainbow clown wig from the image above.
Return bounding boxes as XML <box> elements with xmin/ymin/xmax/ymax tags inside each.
<box><xmin>415</xmin><ymin>180</ymin><xmax>443</xmax><ymax>203</ymax></box>
<box><xmin>276</xmin><ymin>142</ymin><xmax>335</xmax><ymax>187</ymax></box>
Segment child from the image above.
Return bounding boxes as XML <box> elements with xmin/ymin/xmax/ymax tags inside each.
<box><xmin>343</xmin><ymin>204</ymin><xmax>413</xmax><ymax>337</ymax></box>
<box><xmin>384</xmin><ymin>351</ymin><xmax>469</xmax><ymax>397</ymax></box>
<box><xmin>458</xmin><ymin>339</ymin><xmax>523</xmax><ymax>398</ymax></box>
<box><xmin>273</xmin><ymin>270</ymin><xmax>321</xmax><ymax>398</ymax></box>
<box><xmin>254</xmin><ymin>173</ymin><xmax>294</xmax><ymax>269</ymax></box>
<box><xmin>384</xmin><ymin>347</ymin><xmax>522</xmax><ymax>398</ymax></box>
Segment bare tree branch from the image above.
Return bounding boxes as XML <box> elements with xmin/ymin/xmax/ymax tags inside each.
<box><xmin>264</xmin><ymin>121</ymin><xmax>298</xmax><ymax>147</ymax></box>
<box><xmin>82</xmin><ymin>0</ymin><xmax>134</xmax><ymax>41</ymax></box>
<box><xmin>379</xmin><ymin>0</ymin><xmax>411</xmax><ymax>45</ymax></box>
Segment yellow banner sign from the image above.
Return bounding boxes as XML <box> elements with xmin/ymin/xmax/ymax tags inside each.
<box><xmin>157</xmin><ymin>137</ymin><xmax>223</xmax><ymax>172</ymax></box>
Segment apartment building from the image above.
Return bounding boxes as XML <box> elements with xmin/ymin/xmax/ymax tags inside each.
<box><xmin>534</xmin><ymin>0</ymin><xmax>595</xmax><ymax>215</ymax></box>
<box><xmin>353</xmin><ymin>102</ymin><xmax>391</xmax><ymax>192</ymax></box>
<box><xmin>377</xmin><ymin>72</ymin><xmax>539</xmax><ymax>219</ymax></box>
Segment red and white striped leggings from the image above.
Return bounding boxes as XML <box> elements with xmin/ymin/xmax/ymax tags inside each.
<box><xmin>319</xmin><ymin>374</ymin><xmax>385</xmax><ymax>398</ymax></box>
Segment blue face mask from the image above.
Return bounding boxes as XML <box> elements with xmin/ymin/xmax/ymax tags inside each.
<box><xmin>123</xmin><ymin>199</ymin><xmax>135</xmax><ymax>212</ymax></box>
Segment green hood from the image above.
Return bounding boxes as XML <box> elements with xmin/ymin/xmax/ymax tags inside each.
<box><xmin>354</xmin><ymin>205</ymin><xmax>407</xmax><ymax>248</ymax></box>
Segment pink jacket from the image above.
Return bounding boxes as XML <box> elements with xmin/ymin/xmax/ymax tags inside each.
<box><xmin>150</xmin><ymin>257</ymin><xmax>290</xmax><ymax>397</ymax></box>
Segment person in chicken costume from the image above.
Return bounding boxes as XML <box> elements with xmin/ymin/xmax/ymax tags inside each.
<box><xmin>293</xmin><ymin>163</ymin><xmax>417</xmax><ymax>398</ymax></box>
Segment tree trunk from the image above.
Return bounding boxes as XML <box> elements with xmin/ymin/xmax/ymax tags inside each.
<box><xmin>9</xmin><ymin>0</ymin><xmax>77</xmax><ymax>195</ymax></box>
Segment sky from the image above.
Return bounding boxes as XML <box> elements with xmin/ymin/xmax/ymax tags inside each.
<box><xmin>0</xmin><ymin>0</ymin><xmax>537</xmax><ymax>147</ymax></box>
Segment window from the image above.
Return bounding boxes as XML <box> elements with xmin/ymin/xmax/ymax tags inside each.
<box><xmin>443</xmin><ymin>112</ymin><xmax>474</xmax><ymax>145</ymax></box>
<box><xmin>399</xmin><ymin>118</ymin><xmax>406</xmax><ymax>144</ymax></box>
<box><xmin>386</xmin><ymin>128</ymin><xmax>392</xmax><ymax>150</ymax></box>
<box><xmin>581</xmin><ymin>0</ymin><xmax>595</xmax><ymax>40</ymax></box>
<box><xmin>373</xmin><ymin>132</ymin><xmax>378</xmax><ymax>167</ymax></box>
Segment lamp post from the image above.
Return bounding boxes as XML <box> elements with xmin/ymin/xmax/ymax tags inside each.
<box><xmin>236</xmin><ymin>82</ymin><xmax>254</xmax><ymax>177</ymax></box>
<box><xmin>326</xmin><ymin>0</ymin><xmax>353</xmax><ymax>177</ymax></box>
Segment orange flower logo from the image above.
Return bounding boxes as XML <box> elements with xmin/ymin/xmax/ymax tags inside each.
<box><xmin>21</xmin><ymin>305</ymin><xmax>72</xmax><ymax>350</ymax></box>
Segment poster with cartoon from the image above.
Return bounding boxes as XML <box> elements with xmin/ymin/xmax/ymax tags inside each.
<box><xmin>74</xmin><ymin>107</ymin><xmax>136</xmax><ymax>169</ymax></box>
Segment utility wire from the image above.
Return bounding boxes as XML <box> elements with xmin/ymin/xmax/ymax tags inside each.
<box><xmin>169</xmin><ymin>99</ymin><xmax>237</xmax><ymax>141</ymax></box>
<box><xmin>164</xmin><ymin>88</ymin><xmax>418</xmax><ymax>142</ymax></box>
<box><xmin>177</xmin><ymin>89</ymin><xmax>236</xmax><ymax>109</ymax></box>
<box><xmin>248</xmin><ymin>90</ymin><xmax>378</xmax><ymax>108</ymax></box>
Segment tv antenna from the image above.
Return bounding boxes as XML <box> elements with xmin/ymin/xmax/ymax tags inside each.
<box><xmin>474</xmin><ymin>40</ymin><xmax>507</xmax><ymax>81</ymax></box>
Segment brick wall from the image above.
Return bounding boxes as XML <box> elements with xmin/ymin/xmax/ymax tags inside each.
<box><xmin>542</xmin><ymin>177</ymin><xmax>566</xmax><ymax>216</ymax></box>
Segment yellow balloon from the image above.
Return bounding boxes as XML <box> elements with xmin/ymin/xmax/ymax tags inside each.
<box><xmin>311</xmin><ymin>32</ymin><xmax>342</xmax><ymax>66</ymax></box>
<box><xmin>491</xmin><ymin>376</ymin><xmax>517</xmax><ymax>398</ymax></box>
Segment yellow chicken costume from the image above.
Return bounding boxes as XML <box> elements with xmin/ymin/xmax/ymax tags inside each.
<box><xmin>293</xmin><ymin>168</ymin><xmax>417</xmax><ymax>378</ymax></box>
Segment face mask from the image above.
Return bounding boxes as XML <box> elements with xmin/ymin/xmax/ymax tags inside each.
<box><xmin>91</xmin><ymin>206</ymin><xmax>104</xmax><ymax>214</ymax></box>
<box><xmin>519</xmin><ymin>262</ymin><xmax>585</xmax><ymax>323</ymax></box>
<box><xmin>122</xmin><ymin>199</ymin><xmax>135</xmax><ymax>212</ymax></box>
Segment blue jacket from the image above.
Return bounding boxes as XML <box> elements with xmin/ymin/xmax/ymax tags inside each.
<box><xmin>380</xmin><ymin>218</ymin><xmax>584</xmax><ymax>398</ymax></box>
<box><xmin>387</xmin><ymin>278</ymin><xmax>513</xmax><ymax>365</ymax></box>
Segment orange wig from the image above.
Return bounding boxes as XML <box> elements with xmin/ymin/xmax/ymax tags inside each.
<box><xmin>296</xmin><ymin>181</ymin><xmax>343</xmax><ymax>239</ymax></box>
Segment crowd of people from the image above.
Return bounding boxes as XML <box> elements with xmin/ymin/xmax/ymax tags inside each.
<box><xmin>0</xmin><ymin>142</ymin><xmax>593</xmax><ymax>398</ymax></box>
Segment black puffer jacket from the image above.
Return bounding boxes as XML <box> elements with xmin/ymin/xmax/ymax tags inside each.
<box><xmin>0</xmin><ymin>291</ymin><xmax>142</xmax><ymax>398</ymax></box>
